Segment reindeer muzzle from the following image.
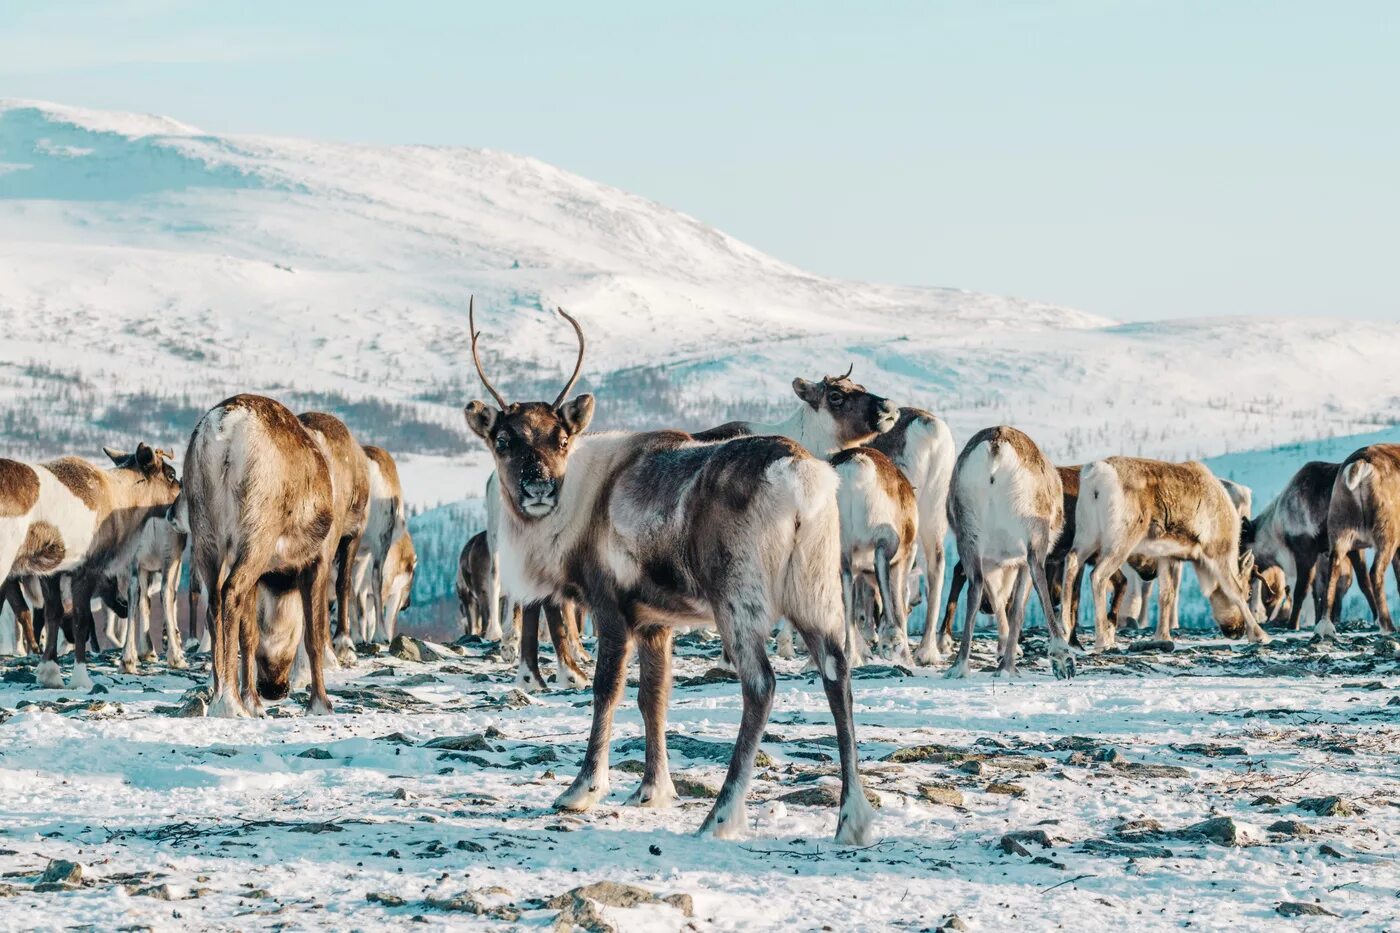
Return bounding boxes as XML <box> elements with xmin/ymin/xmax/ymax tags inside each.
<box><xmin>520</xmin><ymin>478</ymin><xmax>558</xmax><ymax>517</ymax></box>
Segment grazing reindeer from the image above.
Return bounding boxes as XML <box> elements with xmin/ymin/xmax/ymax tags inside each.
<box><xmin>1063</xmin><ymin>457</ymin><xmax>1266</xmax><ymax>648</ymax></box>
<box><xmin>946</xmin><ymin>427</ymin><xmax>1073</xmax><ymax>679</ymax></box>
<box><xmin>464</xmin><ymin>302</ymin><xmax>875</xmax><ymax>844</ymax></box>
<box><xmin>120</xmin><ymin>516</ymin><xmax>188</xmax><ymax>673</ymax></box>
<box><xmin>829</xmin><ymin>448</ymin><xmax>919</xmax><ymax>666</ymax></box>
<box><xmin>352</xmin><ymin>445</ymin><xmax>406</xmax><ymax>645</ymax></box>
<box><xmin>183</xmin><ymin>395</ymin><xmax>336</xmax><ymax>717</ymax></box>
<box><xmin>298</xmin><ymin>413</ymin><xmax>371</xmax><ymax>667</ymax></box>
<box><xmin>864</xmin><ymin>409</ymin><xmax>956</xmax><ymax>665</ymax></box>
<box><xmin>1320</xmin><ymin>444</ymin><xmax>1400</xmax><ymax>637</ymax></box>
<box><xmin>1244</xmin><ymin>460</ymin><xmax>1376</xmax><ymax>634</ymax></box>
<box><xmin>0</xmin><ymin>446</ymin><xmax>181</xmax><ymax>689</ymax></box>
<box><xmin>378</xmin><ymin>529</ymin><xmax>416</xmax><ymax>643</ymax></box>
<box><xmin>457</xmin><ymin>531</ymin><xmax>490</xmax><ymax>636</ymax></box>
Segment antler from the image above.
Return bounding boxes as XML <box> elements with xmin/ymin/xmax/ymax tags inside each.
<box><xmin>469</xmin><ymin>295</ymin><xmax>509</xmax><ymax>410</ymax></box>
<box><xmin>552</xmin><ymin>307</ymin><xmax>586</xmax><ymax>409</ymax></box>
<box><xmin>157</xmin><ymin>448</ymin><xmax>175</xmax><ymax>460</ymax></box>
<box><xmin>836</xmin><ymin>362</ymin><xmax>854</xmax><ymax>380</ymax></box>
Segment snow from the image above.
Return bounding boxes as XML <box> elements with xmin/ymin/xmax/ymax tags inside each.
<box><xmin>0</xmin><ymin>630</ymin><xmax>1395</xmax><ymax>930</ymax></box>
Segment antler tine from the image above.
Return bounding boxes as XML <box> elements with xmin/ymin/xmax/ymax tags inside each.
<box><xmin>157</xmin><ymin>448</ymin><xmax>175</xmax><ymax>460</ymax></box>
<box><xmin>551</xmin><ymin>306</ymin><xmax>587</xmax><ymax>409</ymax></box>
<box><xmin>469</xmin><ymin>295</ymin><xmax>509</xmax><ymax>410</ymax></box>
<box><xmin>838</xmin><ymin>362</ymin><xmax>854</xmax><ymax>380</ymax></box>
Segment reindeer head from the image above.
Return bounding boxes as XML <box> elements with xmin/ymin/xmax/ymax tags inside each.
<box><xmin>103</xmin><ymin>443</ymin><xmax>181</xmax><ymax>507</ymax></box>
<box><xmin>1205</xmin><ymin>550</ymin><xmax>1256</xmax><ymax>638</ymax></box>
<box><xmin>463</xmin><ymin>298</ymin><xmax>595</xmax><ymax>521</ymax></box>
<box><xmin>792</xmin><ymin>366</ymin><xmax>899</xmax><ymax>447</ymax></box>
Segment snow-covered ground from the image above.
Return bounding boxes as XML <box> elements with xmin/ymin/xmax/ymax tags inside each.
<box><xmin>0</xmin><ymin>628</ymin><xmax>1395</xmax><ymax>931</ymax></box>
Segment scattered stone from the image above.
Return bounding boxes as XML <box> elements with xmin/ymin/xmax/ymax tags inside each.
<box><xmin>1077</xmin><ymin>839</ymin><xmax>1174</xmax><ymax>859</ymax></box>
<box><xmin>1251</xmin><ymin>794</ymin><xmax>1283</xmax><ymax>807</ymax></box>
<box><xmin>367</xmin><ymin>891</ymin><xmax>406</xmax><ymax>907</ymax></box>
<box><xmin>958</xmin><ymin>760</ymin><xmax>986</xmax><ymax>775</ymax></box>
<box><xmin>424</xmin><ymin>890</ymin><xmax>520</xmax><ymax>921</ymax></box>
<box><xmin>1172</xmin><ymin>743</ymin><xmax>1247</xmax><ymax>758</ymax></box>
<box><xmin>1276</xmin><ymin>902</ymin><xmax>1337</xmax><ymax>918</ymax></box>
<box><xmin>38</xmin><ymin>860</ymin><xmax>82</xmax><ymax>886</ymax></box>
<box><xmin>1</xmin><ymin>669</ymin><xmax>35</xmax><ymax>684</ymax></box>
<box><xmin>1174</xmin><ymin>816</ymin><xmax>1260</xmax><ymax>847</ymax></box>
<box><xmin>884</xmin><ymin>743</ymin><xmax>972</xmax><ymax>764</ymax></box>
<box><xmin>422</xmin><ymin>734</ymin><xmax>491</xmax><ymax>752</ymax></box>
<box><xmin>618</xmin><ymin>733</ymin><xmax>773</xmax><ymax>769</ymax></box>
<box><xmin>986</xmin><ymin>782</ymin><xmax>1027</xmax><ymax>798</ymax></box>
<box><xmin>175</xmin><ymin>694</ymin><xmax>208</xmax><ymax>718</ymax></box>
<box><xmin>513</xmin><ymin>746</ymin><xmax>557</xmax><ymax>766</ymax></box>
<box><xmin>615</xmin><ymin>759</ymin><xmax>646</xmax><ymax>775</ymax></box>
<box><xmin>377</xmin><ymin>732</ymin><xmax>416</xmax><ymax>745</ymax></box>
<box><xmin>1052</xmin><ymin>736</ymin><xmax>1098</xmax><ymax>752</ymax></box>
<box><xmin>917</xmin><ymin>783</ymin><xmax>965</xmax><ymax>807</ymax></box>
<box><xmin>393</xmin><ymin>787</ymin><xmax>412</xmax><ymax>800</ymax></box>
<box><xmin>999</xmin><ymin>830</ymin><xmax>1053</xmax><ymax>855</ymax></box>
<box><xmin>673</xmin><ymin>773</ymin><xmax>720</xmax><ymax>799</ymax></box>
<box><xmin>938</xmin><ymin>916</ymin><xmax>969</xmax><ymax>933</ymax></box>
<box><xmin>400</xmin><ymin>673</ymin><xmax>442</xmax><ymax>687</ymax></box>
<box><xmin>662</xmin><ymin>893</ymin><xmax>695</xmax><ymax>917</ymax></box>
<box><xmin>1267</xmin><ymin>820</ymin><xmax>1314</xmax><ymax>838</ymax></box>
<box><xmin>133</xmin><ymin>883</ymin><xmax>175</xmax><ymax>900</ymax></box>
<box><xmin>490</xmin><ymin>689</ymin><xmax>533</xmax><ymax>710</ymax></box>
<box><xmin>1128</xmin><ymin>639</ymin><xmax>1175</xmax><ymax>653</ymax></box>
<box><xmin>677</xmin><ymin>667</ymin><xmax>738</xmax><ymax>687</ymax></box>
<box><xmin>389</xmin><ymin>635</ymin><xmax>423</xmax><ymax>662</ymax></box>
<box><xmin>1092</xmin><ymin>747</ymin><xmax>1126</xmax><ymax>764</ymax></box>
<box><xmin>1297</xmin><ymin>796</ymin><xmax>1356</xmax><ymax>817</ymax></box>
<box><xmin>88</xmin><ymin>683</ymin><xmax>109</xmax><ymax>695</ymax></box>
<box><xmin>1318</xmin><ymin>843</ymin><xmax>1346</xmax><ymax>858</ymax></box>
<box><xmin>455</xmin><ymin>840</ymin><xmax>487</xmax><ymax>853</ymax></box>
<box><xmin>780</xmin><ymin>785</ymin><xmax>881</xmax><ymax>809</ymax></box>
<box><xmin>1110</xmin><ymin>762</ymin><xmax>1191</xmax><ymax>779</ymax></box>
<box><xmin>297</xmin><ymin>747</ymin><xmax>333</xmax><ymax>760</ymax></box>
<box><xmin>547</xmin><ymin>881</ymin><xmax>658</xmax><ymax>911</ymax></box>
<box><xmin>1115</xmin><ymin>818</ymin><xmax>1163</xmax><ymax>837</ymax></box>
<box><xmin>1375</xmin><ymin>638</ymin><xmax>1399</xmax><ymax>658</ymax></box>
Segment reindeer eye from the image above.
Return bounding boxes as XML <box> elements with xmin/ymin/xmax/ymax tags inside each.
<box><xmin>494</xmin><ymin>433</ymin><xmax>509</xmax><ymax>451</ymax></box>
<box><xmin>559</xmin><ymin>434</ymin><xmax>569</xmax><ymax>450</ymax></box>
<box><xmin>828</xmin><ymin>391</ymin><xmax>844</xmax><ymax>406</ymax></box>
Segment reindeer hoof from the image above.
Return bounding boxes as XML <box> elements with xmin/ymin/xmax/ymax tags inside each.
<box><xmin>167</xmin><ymin>653</ymin><xmax>189</xmax><ymax>671</ymax></box>
<box><xmin>698</xmin><ymin>802</ymin><xmax>749</xmax><ymax>841</ymax></box>
<box><xmin>835</xmin><ymin>794</ymin><xmax>879</xmax><ymax>847</ymax></box>
<box><xmin>626</xmin><ymin>778</ymin><xmax>677</xmax><ymax>809</ymax></box>
<box><xmin>1052</xmin><ymin>654</ymin><xmax>1076</xmax><ymax>680</ymax></box>
<box><xmin>120</xmin><ymin>657</ymin><xmax>140</xmax><ymax>675</ymax></box>
<box><xmin>943</xmin><ymin>660</ymin><xmax>970</xmax><ymax>680</ymax></box>
<box><xmin>69</xmin><ymin>664</ymin><xmax>93</xmax><ymax>691</ymax></box>
<box><xmin>35</xmin><ymin>660</ymin><xmax>64</xmax><ymax>689</ymax></box>
<box><xmin>554</xmin><ymin>779</ymin><xmax>609</xmax><ymax>812</ymax></box>
<box><xmin>139</xmin><ymin>651</ymin><xmax>158</xmax><ymax>663</ymax></box>
<box><xmin>207</xmin><ymin>692</ymin><xmax>249</xmax><ymax>719</ymax></box>
<box><xmin>306</xmin><ymin>694</ymin><xmax>334</xmax><ymax>716</ymax></box>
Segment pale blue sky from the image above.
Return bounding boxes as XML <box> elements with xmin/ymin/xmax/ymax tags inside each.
<box><xmin>3</xmin><ymin>1</ymin><xmax>1396</xmax><ymax>321</ymax></box>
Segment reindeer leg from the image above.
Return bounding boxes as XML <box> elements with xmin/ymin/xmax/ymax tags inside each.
<box><xmin>484</xmin><ymin>553</ymin><xmax>504</xmax><ymax>643</ymax></box>
<box><xmin>946</xmin><ymin>563</ymin><xmax>982</xmax><ymax>679</ymax></box>
<box><xmin>164</xmin><ymin>559</ymin><xmax>187</xmax><ymax>670</ymax></box>
<box><xmin>300</xmin><ymin>557</ymin><xmax>334</xmax><ymax>715</ymax></box>
<box><xmin>514</xmin><ymin>603</ymin><xmax>547</xmax><ymax>691</ymax></box>
<box><xmin>937</xmin><ymin>560</ymin><xmax>965</xmax><ymax>656</ymax></box>
<box><xmin>121</xmin><ymin>564</ymin><xmax>142</xmax><ymax>674</ymax></box>
<box><xmin>1316</xmin><ymin>547</ymin><xmax>1348</xmax><ymax>641</ymax></box>
<box><xmin>627</xmin><ymin>625</ymin><xmax>676</xmax><ymax>808</ymax></box>
<box><xmin>996</xmin><ymin>565</ymin><xmax>1031</xmax><ymax>677</ymax></box>
<box><xmin>1349</xmin><ymin>549</ymin><xmax>1378</xmax><ymax>620</ymax></box>
<box><xmin>555</xmin><ymin>606</ymin><xmax>632</xmax><ymax>812</ymax></box>
<box><xmin>1288</xmin><ymin>553</ymin><xmax>1314</xmax><ymax>631</ymax></box>
<box><xmin>1370</xmin><ymin>546</ymin><xmax>1395</xmax><ymax>634</ymax></box>
<box><xmin>139</xmin><ymin>572</ymin><xmax>158</xmax><ymax>661</ymax></box>
<box><xmin>1154</xmin><ymin>559</ymin><xmax>1177</xmax><ymax>643</ymax></box>
<box><xmin>545</xmin><ymin>601</ymin><xmax>589</xmax><ymax>688</ymax></box>
<box><xmin>36</xmin><ymin>577</ymin><xmax>65</xmax><ymax>688</ymax></box>
<box><xmin>840</xmin><ymin>567</ymin><xmax>866</xmax><ymax>669</ymax></box>
<box><xmin>68</xmin><ymin>575</ymin><xmax>98</xmax><ymax>691</ymax></box>
<box><xmin>238</xmin><ymin>584</ymin><xmax>264</xmax><ymax>718</ymax></box>
<box><xmin>875</xmin><ymin>544</ymin><xmax>914</xmax><ymax>666</ymax></box>
<box><xmin>912</xmin><ymin>537</ymin><xmax>947</xmax><ymax>665</ymax></box>
<box><xmin>699</xmin><ymin>612</ymin><xmax>775</xmax><ymax>841</ymax></box>
<box><xmin>331</xmin><ymin>536</ymin><xmax>359</xmax><ymax>666</ymax></box>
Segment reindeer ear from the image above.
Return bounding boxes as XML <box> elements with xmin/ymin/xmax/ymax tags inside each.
<box><xmin>135</xmin><ymin>443</ymin><xmax>156</xmax><ymax>470</ymax></box>
<box><xmin>463</xmin><ymin>401</ymin><xmax>499</xmax><ymax>440</ymax></box>
<box><xmin>1239</xmin><ymin>549</ymin><xmax>1256</xmax><ymax>580</ymax></box>
<box><xmin>792</xmin><ymin>378</ymin><xmax>822</xmax><ymax>409</ymax></box>
<box><xmin>103</xmin><ymin>446</ymin><xmax>129</xmax><ymax>465</ymax></box>
<box><xmin>559</xmin><ymin>393</ymin><xmax>595</xmax><ymax>436</ymax></box>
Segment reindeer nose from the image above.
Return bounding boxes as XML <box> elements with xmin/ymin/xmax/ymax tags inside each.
<box><xmin>523</xmin><ymin>478</ymin><xmax>555</xmax><ymax>500</ymax></box>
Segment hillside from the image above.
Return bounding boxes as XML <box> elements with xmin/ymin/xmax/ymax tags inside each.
<box><xmin>5</xmin><ymin>99</ymin><xmax>1399</xmax><ymax>517</ymax></box>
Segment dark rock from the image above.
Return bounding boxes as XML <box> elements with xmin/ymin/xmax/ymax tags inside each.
<box><xmin>1276</xmin><ymin>902</ymin><xmax>1337</xmax><ymax>917</ymax></box>
<box><xmin>1076</xmin><ymin>839</ymin><xmax>1174</xmax><ymax>859</ymax></box>
<box><xmin>1</xmin><ymin>669</ymin><xmax>35</xmax><ymax>684</ymax></box>
<box><xmin>1297</xmin><ymin>796</ymin><xmax>1356</xmax><ymax>817</ymax></box>
<box><xmin>377</xmin><ymin>732</ymin><xmax>416</xmax><ymax>745</ymax></box>
<box><xmin>422</xmin><ymin>734</ymin><xmax>491</xmax><ymax>752</ymax></box>
<box><xmin>677</xmin><ymin>667</ymin><xmax>738</xmax><ymax>687</ymax></box>
<box><xmin>133</xmin><ymin>883</ymin><xmax>175</xmax><ymax>900</ymax></box>
<box><xmin>986</xmin><ymin>782</ymin><xmax>1027</xmax><ymax>797</ymax></box>
<box><xmin>546</xmin><ymin>881</ymin><xmax>658</xmax><ymax>911</ymax></box>
<box><xmin>513</xmin><ymin>746</ymin><xmax>557</xmax><ymax>766</ymax></box>
<box><xmin>618</xmin><ymin>733</ymin><xmax>773</xmax><ymax>769</ymax></box>
<box><xmin>884</xmin><ymin>743</ymin><xmax>973</xmax><ymax>764</ymax></box>
<box><xmin>400</xmin><ymin>673</ymin><xmax>442</xmax><ymax>687</ymax></box>
<box><xmin>673</xmin><ymin>773</ymin><xmax>720</xmax><ymax>799</ymax></box>
<box><xmin>1128</xmin><ymin>639</ymin><xmax>1175</xmax><ymax>653</ymax></box>
<box><xmin>1051</xmin><ymin>736</ymin><xmax>1098</xmax><ymax>751</ymax></box>
<box><xmin>1111</xmin><ymin>762</ymin><xmax>1191</xmax><ymax>779</ymax></box>
<box><xmin>1318</xmin><ymin>843</ymin><xmax>1346</xmax><ymax>858</ymax></box>
<box><xmin>780</xmin><ymin>785</ymin><xmax>881</xmax><ymax>809</ymax></box>
<box><xmin>663</xmin><ymin>893</ymin><xmax>695</xmax><ymax>917</ymax></box>
<box><xmin>938</xmin><ymin>916</ymin><xmax>969</xmax><ymax>933</ymax></box>
<box><xmin>1092</xmin><ymin>747</ymin><xmax>1127</xmax><ymax>764</ymax></box>
<box><xmin>1250</xmin><ymin>794</ymin><xmax>1282</xmax><ymax>807</ymax></box>
<box><xmin>297</xmin><ymin>747</ymin><xmax>333</xmax><ymax>760</ymax></box>
<box><xmin>1114</xmin><ymin>818</ymin><xmax>1163</xmax><ymax>837</ymax></box>
<box><xmin>999</xmin><ymin>830</ymin><xmax>1053</xmax><ymax>855</ymax></box>
<box><xmin>958</xmin><ymin>760</ymin><xmax>986</xmax><ymax>775</ymax></box>
<box><xmin>389</xmin><ymin>635</ymin><xmax>422</xmax><ymax>662</ymax></box>
<box><xmin>38</xmin><ymin>860</ymin><xmax>82</xmax><ymax>886</ymax></box>
<box><xmin>1174</xmin><ymin>816</ymin><xmax>1258</xmax><ymax>846</ymax></box>
<box><xmin>1267</xmin><ymin>820</ymin><xmax>1314</xmax><ymax>838</ymax></box>
<box><xmin>88</xmin><ymin>683</ymin><xmax>109</xmax><ymax>695</ymax></box>
<box><xmin>367</xmin><ymin>891</ymin><xmax>406</xmax><ymax>907</ymax></box>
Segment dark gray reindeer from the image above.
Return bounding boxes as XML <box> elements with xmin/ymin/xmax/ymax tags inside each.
<box><xmin>463</xmin><ymin>301</ymin><xmax>876</xmax><ymax>844</ymax></box>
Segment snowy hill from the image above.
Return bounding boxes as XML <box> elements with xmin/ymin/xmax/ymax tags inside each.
<box><xmin>2</xmin><ymin>97</ymin><xmax>1399</xmax><ymax>517</ymax></box>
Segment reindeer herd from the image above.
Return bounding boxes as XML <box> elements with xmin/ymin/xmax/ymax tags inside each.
<box><xmin>1</xmin><ymin>301</ymin><xmax>1397</xmax><ymax>844</ymax></box>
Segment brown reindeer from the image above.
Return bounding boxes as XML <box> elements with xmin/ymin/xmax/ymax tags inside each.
<box><xmin>378</xmin><ymin>529</ymin><xmax>417</xmax><ymax>642</ymax></box>
<box><xmin>352</xmin><ymin>445</ymin><xmax>406</xmax><ymax>644</ymax></box>
<box><xmin>1</xmin><ymin>578</ymin><xmax>37</xmax><ymax>656</ymax></box>
<box><xmin>181</xmin><ymin>395</ymin><xmax>337</xmax><ymax>717</ymax></box>
<box><xmin>464</xmin><ymin>302</ymin><xmax>875</xmax><ymax>844</ymax></box>
<box><xmin>1319</xmin><ymin>444</ymin><xmax>1400</xmax><ymax>637</ymax></box>
<box><xmin>298</xmin><ymin>412</ymin><xmax>371</xmax><ymax>667</ymax></box>
<box><xmin>0</xmin><ymin>446</ymin><xmax>182</xmax><ymax>689</ymax></box>
<box><xmin>1063</xmin><ymin>457</ymin><xmax>1265</xmax><ymax>648</ymax></box>
<box><xmin>457</xmin><ymin>530</ymin><xmax>491</xmax><ymax>636</ymax></box>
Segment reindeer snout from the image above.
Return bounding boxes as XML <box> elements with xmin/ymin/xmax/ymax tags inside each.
<box><xmin>873</xmin><ymin>398</ymin><xmax>899</xmax><ymax>431</ymax></box>
<box><xmin>523</xmin><ymin>478</ymin><xmax>555</xmax><ymax>500</ymax></box>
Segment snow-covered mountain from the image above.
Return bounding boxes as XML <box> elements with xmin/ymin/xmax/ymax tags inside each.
<box><xmin>2</xmin><ymin>98</ymin><xmax>1398</xmax><ymax>513</ymax></box>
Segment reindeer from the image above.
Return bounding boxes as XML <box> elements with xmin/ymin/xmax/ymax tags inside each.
<box><xmin>295</xmin><ymin>413</ymin><xmax>371</xmax><ymax>667</ymax></box>
<box><xmin>378</xmin><ymin>529</ymin><xmax>417</xmax><ymax>643</ymax></box>
<box><xmin>181</xmin><ymin>395</ymin><xmax>337</xmax><ymax>717</ymax></box>
<box><xmin>464</xmin><ymin>302</ymin><xmax>875</xmax><ymax>844</ymax></box>
<box><xmin>0</xmin><ymin>446</ymin><xmax>180</xmax><ymax>689</ymax></box>
<box><xmin>351</xmin><ymin>445</ymin><xmax>406</xmax><ymax>645</ymax></box>
<box><xmin>829</xmin><ymin>448</ymin><xmax>919</xmax><ymax>666</ymax></box>
<box><xmin>1062</xmin><ymin>457</ymin><xmax>1266</xmax><ymax>648</ymax></box>
<box><xmin>1319</xmin><ymin>444</ymin><xmax>1400</xmax><ymax>637</ymax></box>
<box><xmin>457</xmin><ymin>531</ymin><xmax>490</xmax><ymax>636</ymax></box>
<box><xmin>864</xmin><ymin>409</ymin><xmax>956</xmax><ymax>664</ymax></box>
<box><xmin>945</xmin><ymin>427</ymin><xmax>1073</xmax><ymax>679</ymax></box>
<box><xmin>1245</xmin><ymin>460</ymin><xmax>1376</xmax><ymax>635</ymax></box>
<box><xmin>119</xmin><ymin>516</ymin><xmax>188</xmax><ymax>673</ymax></box>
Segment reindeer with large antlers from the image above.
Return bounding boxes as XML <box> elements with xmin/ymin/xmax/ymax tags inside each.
<box><xmin>464</xmin><ymin>300</ymin><xmax>876</xmax><ymax>844</ymax></box>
